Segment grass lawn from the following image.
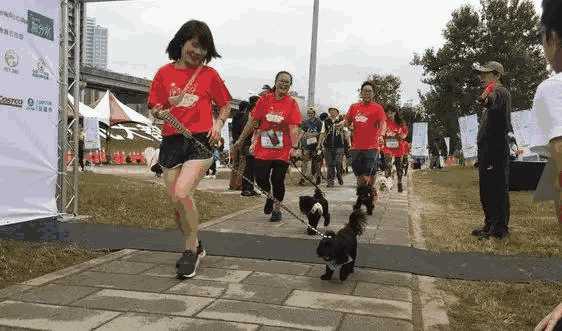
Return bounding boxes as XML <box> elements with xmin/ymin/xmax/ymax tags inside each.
<box><xmin>412</xmin><ymin>167</ymin><xmax>562</xmax><ymax>330</ymax></box>
<box><xmin>412</xmin><ymin>167</ymin><xmax>562</xmax><ymax>257</ymax></box>
<box><xmin>79</xmin><ymin>172</ymin><xmax>261</xmax><ymax>229</ymax></box>
<box><xmin>0</xmin><ymin>239</ymin><xmax>104</xmax><ymax>289</ymax></box>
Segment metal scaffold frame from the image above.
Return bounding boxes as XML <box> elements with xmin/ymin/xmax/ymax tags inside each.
<box><xmin>57</xmin><ymin>0</ymin><xmax>82</xmax><ymax>216</ymax></box>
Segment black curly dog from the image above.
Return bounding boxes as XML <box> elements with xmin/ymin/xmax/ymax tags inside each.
<box><xmin>299</xmin><ymin>188</ymin><xmax>330</xmax><ymax>235</ymax></box>
<box><xmin>316</xmin><ymin>209</ymin><xmax>367</xmax><ymax>281</ymax></box>
<box><xmin>354</xmin><ymin>184</ymin><xmax>374</xmax><ymax>215</ymax></box>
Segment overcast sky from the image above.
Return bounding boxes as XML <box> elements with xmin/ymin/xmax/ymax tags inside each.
<box><xmin>87</xmin><ymin>0</ymin><xmax>543</xmax><ymax>111</ymax></box>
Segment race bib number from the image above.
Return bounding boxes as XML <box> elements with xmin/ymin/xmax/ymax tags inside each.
<box><xmin>177</xmin><ymin>93</ymin><xmax>199</xmax><ymax>108</ymax></box>
<box><xmin>385</xmin><ymin>137</ymin><xmax>399</xmax><ymax>149</ymax></box>
<box><xmin>306</xmin><ymin>137</ymin><xmax>317</xmax><ymax>145</ymax></box>
<box><xmin>261</xmin><ymin>131</ymin><xmax>284</xmax><ymax>149</ymax></box>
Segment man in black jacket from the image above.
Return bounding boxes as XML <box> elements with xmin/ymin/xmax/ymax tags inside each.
<box><xmin>472</xmin><ymin>61</ymin><xmax>511</xmax><ymax>239</ymax></box>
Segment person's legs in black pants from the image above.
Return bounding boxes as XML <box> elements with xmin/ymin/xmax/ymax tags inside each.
<box><xmin>489</xmin><ymin>160</ymin><xmax>509</xmax><ymax>237</ymax></box>
<box><xmin>242</xmin><ymin>154</ymin><xmax>256</xmax><ymax>195</ymax></box>
<box><xmin>254</xmin><ymin>159</ymin><xmax>274</xmax><ymax>215</ymax></box>
<box><xmin>394</xmin><ymin>156</ymin><xmax>403</xmax><ymax>192</ymax></box>
<box><xmin>270</xmin><ymin>160</ymin><xmax>289</xmax><ymax>206</ymax></box>
<box><xmin>208</xmin><ymin>159</ymin><xmax>217</xmax><ymax>176</ymax></box>
<box><xmin>325</xmin><ymin>148</ymin><xmax>336</xmax><ymax>186</ymax></box>
<box><xmin>335</xmin><ymin>148</ymin><xmax>344</xmax><ymax>185</ymax></box>
<box><xmin>474</xmin><ymin>163</ymin><xmax>492</xmax><ymax>236</ymax></box>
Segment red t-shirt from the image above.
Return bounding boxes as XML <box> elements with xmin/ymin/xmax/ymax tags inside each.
<box><xmin>148</xmin><ymin>64</ymin><xmax>231</xmax><ymax>136</ymax></box>
<box><xmin>252</xmin><ymin>93</ymin><xmax>302</xmax><ymax>162</ymax></box>
<box><xmin>346</xmin><ymin>102</ymin><xmax>386</xmax><ymax>150</ymax></box>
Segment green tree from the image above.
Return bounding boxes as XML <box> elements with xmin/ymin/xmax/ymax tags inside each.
<box><xmin>412</xmin><ymin>0</ymin><xmax>548</xmax><ymax>153</ymax></box>
<box><xmin>367</xmin><ymin>73</ymin><xmax>402</xmax><ymax>108</ymax></box>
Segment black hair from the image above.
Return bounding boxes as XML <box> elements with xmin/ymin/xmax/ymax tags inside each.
<box><xmin>385</xmin><ymin>104</ymin><xmax>404</xmax><ymax>125</ymax></box>
<box><xmin>166</xmin><ymin>20</ymin><xmax>220</xmax><ymax>63</ymax></box>
<box><xmin>271</xmin><ymin>71</ymin><xmax>293</xmax><ymax>92</ymax></box>
<box><xmin>360</xmin><ymin>81</ymin><xmax>374</xmax><ymax>91</ymax></box>
<box><xmin>249</xmin><ymin>95</ymin><xmax>259</xmax><ymax>105</ymax></box>
<box><xmin>542</xmin><ymin>0</ymin><xmax>562</xmax><ymax>43</ymax></box>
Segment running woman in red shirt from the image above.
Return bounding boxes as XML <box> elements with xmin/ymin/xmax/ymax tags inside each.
<box><xmin>232</xmin><ymin>71</ymin><xmax>301</xmax><ymax>222</ymax></box>
<box><xmin>339</xmin><ymin>81</ymin><xmax>387</xmax><ymax>197</ymax></box>
<box><xmin>148</xmin><ymin>20</ymin><xmax>232</xmax><ymax>278</ymax></box>
<box><xmin>382</xmin><ymin>105</ymin><xmax>408</xmax><ymax>192</ymax></box>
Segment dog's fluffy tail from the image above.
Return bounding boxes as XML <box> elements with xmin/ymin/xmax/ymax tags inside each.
<box><xmin>314</xmin><ymin>188</ymin><xmax>324</xmax><ymax>199</ymax></box>
<box><xmin>348</xmin><ymin>209</ymin><xmax>367</xmax><ymax>236</ymax></box>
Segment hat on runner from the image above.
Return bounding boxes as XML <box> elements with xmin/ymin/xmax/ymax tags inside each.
<box><xmin>473</xmin><ymin>61</ymin><xmax>505</xmax><ymax>75</ymax></box>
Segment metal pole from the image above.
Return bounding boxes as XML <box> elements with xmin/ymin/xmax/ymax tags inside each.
<box><xmin>72</xmin><ymin>0</ymin><xmax>82</xmax><ymax>215</ymax></box>
<box><xmin>307</xmin><ymin>0</ymin><xmax>319</xmax><ymax>108</ymax></box>
<box><xmin>59</xmin><ymin>0</ymin><xmax>69</xmax><ymax>212</ymax></box>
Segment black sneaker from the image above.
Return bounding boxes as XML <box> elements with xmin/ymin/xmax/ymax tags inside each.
<box><xmin>241</xmin><ymin>190</ymin><xmax>256</xmax><ymax>197</ymax></box>
<box><xmin>337</xmin><ymin>175</ymin><xmax>344</xmax><ymax>185</ymax></box>
<box><xmin>270</xmin><ymin>210</ymin><xmax>282</xmax><ymax>222</ymax></box>
<box><xmin>471</xmin><ymin>225</ymin><xmax>490</xmax><ymax>237</ymax></box>
<box><xmin>264</xmin><ymin>198</ymin><xmax>274</xmax><ymax>215</ymax></box>
<box><xmin>176</xmin><ymin>250</ymin><xmax>200</xmax><ymax>279</ymax></box>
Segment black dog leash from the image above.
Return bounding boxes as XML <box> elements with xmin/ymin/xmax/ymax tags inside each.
<box><xmin>289</xmin><ymin>157</ymin><xmax>326</xmax><ymax>195</ymax></box>
<box><xmin>159</xmin><ymin>111</ymin><xmax>328</xmax><ymax>239</ymax></box>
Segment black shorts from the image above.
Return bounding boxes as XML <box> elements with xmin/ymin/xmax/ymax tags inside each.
<box><xmin>350</xmin><ymin>149</ymin><xmax>379</xmax><ymax>177</ymax></box>
<box><xmin>158</xmin><ymin>133</ymin><xmax>213</xmax><ymax>169</ymax></box>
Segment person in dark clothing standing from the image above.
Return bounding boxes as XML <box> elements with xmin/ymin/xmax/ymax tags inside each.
<box><xmin>241</xmin><ymin>96</ymin><xmax>260</xmax><ymax>196</ymax></box>
<box><xmin>472</xmin><ymin>61</ymin><xmax>511</xmax><ymax>240</ymax></box>
<box><xmin>299</xmin><ymin>107</ymin><xmax>323</xmax><ymax>185</ymax></box>
<box><xmin>318</xmin><ymin>107</ymin><xmax>346</xmax><ymax>187</ymax></box>
<box><xmin>429</xmin><ymin>138</ymin><xmax>443</xmax><ymax>169</ymax></box>
<box><xmin>229</xmin><ymin>100</ymin><xmax>250</xmax><ymax>190</ymax></box>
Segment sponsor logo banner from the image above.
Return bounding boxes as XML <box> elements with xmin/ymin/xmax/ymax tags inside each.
<box><xmin>27</xmin><ymin>10</ymin><xmax>53</xmax><ymax>41</ymax></box>
<box><xmin>0</xmin><ymin>95</ymin><xmax>23</xmax><ymax>108</ymax></box>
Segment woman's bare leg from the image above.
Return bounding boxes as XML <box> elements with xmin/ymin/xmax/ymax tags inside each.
<box><xmin>162</xmin><ymin>167</ymin><xmax>186</xmax><ymax>234</ymax></box>
<box><xmin>174</xmin><ymin>158</ymin><xmax>213</xmax><ymax>251</ymax></box>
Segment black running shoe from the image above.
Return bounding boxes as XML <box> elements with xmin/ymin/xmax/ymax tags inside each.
<box><xmin>264</xmin><ymin>198</ymin><xmax>274</xmax><ymax>215</ymax></box>
<box><xmin>270</xmin><ymin>210</ymin><xmax>282</xmax><ymax>222</ymax></box>
<box><xmin>471</xmin><ymin>224</ymin><xmax>490</xmax><ymax>237</ymax></box>
<box><xmin>176</xmin><ymin>250</ymin><xmax>200</xmax><ymax>279</ymax></box>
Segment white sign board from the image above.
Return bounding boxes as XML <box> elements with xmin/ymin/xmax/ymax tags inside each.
<box><xmin>84</xmin><ymin>117</ymin><xmax>100</xmax><ymax>150</ymax></box>
<box><xmin>0</xmin><ymin>0</ymin><xmax>60</xmax><ymax>225</ymax></box>
<box><xmin>511</xmin><ymin>110</ymin><xmax>538</xmax><ymax>159</ymax></box>
<box><xmin>458</xmin><ymin>114</ymin><xmax>478</xmax><ymax>159</ymax></box>
<box><xmin>411</xmin><ymin>122</ymin><xmax>428</xmax><ymax>157</ymax></box>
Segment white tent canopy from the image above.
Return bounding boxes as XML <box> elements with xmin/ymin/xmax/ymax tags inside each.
<box><xmin>67</xmin><ymin>94</ymin><xmax>98</xmax><ymax>119</ymax></box>
<box><xmin>93</xmin><ymin>90</ymin><xmax>152</xmax><ymax>126</ymax></box>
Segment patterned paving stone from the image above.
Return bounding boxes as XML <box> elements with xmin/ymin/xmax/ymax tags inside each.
<box><xmin>95</xmin><ymin>313</ymin><xmax>260</xmax><ymax>331</ymax></box>
<box><xmin>197</xmin><ymin>299</ymin><xmax>342</xmax><ymax>331</ymax></box>
<box><xmin>285</xmin><ymin>290</ymin><xmax>411</xmax><ymax>320</ymax></box>
<box><xmin>72</xmin><ymin>289</ymin><xmax>213</xmax><ymax>316</ymax></box>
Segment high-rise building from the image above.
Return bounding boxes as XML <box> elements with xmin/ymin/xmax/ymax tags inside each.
<box><xmin>83</xmin><ymin>17</ymin><xmax>107</xmax><ymax>69</ymax></box>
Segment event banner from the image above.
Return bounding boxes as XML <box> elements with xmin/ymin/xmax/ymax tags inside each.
<box><xmin>458</xmin><ymin>114</ymin><xmax>479</xmax><ymax>159</ymax></box>
<box><xmin>0</xmin><ymin>0</ymin><xmax>60</xmax><ymax>225</ymax></box>
<box><xmin>84</xmin><ymin>117</ymin><xmax>101</xmax><ymax>150</ymax></box>
<box><xmin>411</xmin><ymin>122</ymin><xmax>428</xmax><ymax>157</ymax></box>
<box><xmin>444</xmin><ymin>137</ymin><xmax>450</xmax><ymax>155</ymax></box>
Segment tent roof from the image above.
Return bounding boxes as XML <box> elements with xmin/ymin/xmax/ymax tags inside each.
<box><xmin>93</xmin><ymin>90</ymin><xmax>152</xmax><ymax>126</ymax></box>
<box><xmin>66</xmin><ymin>94</ymin><xmax>98</xmax><ymax>119</ymax></box>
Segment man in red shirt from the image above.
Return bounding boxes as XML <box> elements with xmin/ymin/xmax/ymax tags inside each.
<box><xmin>340</xmin><ymin>81</ymin><xmax>387</xmax><ymax>190</ymax></box>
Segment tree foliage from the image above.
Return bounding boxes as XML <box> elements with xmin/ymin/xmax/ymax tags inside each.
<box><xmin>412</xmin><ymin>0</ymin><xmax>548</xmax><ymax>152</ymax></box>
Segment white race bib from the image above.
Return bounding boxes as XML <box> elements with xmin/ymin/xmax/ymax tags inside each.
<box><xmin>306</xmin><ymin>137</ymin><xmax>317</xmax><ymax>145</ymax></box>
<box><xmin>385</xmin><ymin>137</ymin><xmax>399</xmax><ymax>149</ymax></box>
<box><xmin>261</xmin><ymin>131</ymin><xmax>284</xmax><ymax>149</ymax></box>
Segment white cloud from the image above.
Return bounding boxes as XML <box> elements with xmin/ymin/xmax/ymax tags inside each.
<box><xmin>87</xmin><ymin>0</ymin><xmax>543</xmax><ymax>108</ymax></box>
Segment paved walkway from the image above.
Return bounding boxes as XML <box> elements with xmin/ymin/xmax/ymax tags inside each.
<box><xmin>0</xmin><ymin>173</ymin><xmax>429</xmax><ymax>330</ymax></box>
